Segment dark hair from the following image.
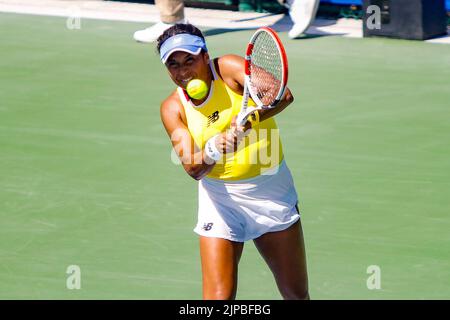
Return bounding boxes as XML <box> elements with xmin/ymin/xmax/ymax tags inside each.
<box><xmin>156</xmin><ymin>23</ymin><xmax>206</xmax><ymax>54</ymax></box>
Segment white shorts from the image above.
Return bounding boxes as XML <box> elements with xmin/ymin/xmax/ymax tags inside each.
<box><xmin>194</xmin><ymin>160</ymin><xmax>300</xmax><ymax>242</ymax></box>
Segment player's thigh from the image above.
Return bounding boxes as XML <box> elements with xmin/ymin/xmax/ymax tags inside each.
<box><xmin>253</xmin><ymin>220</ymin><xmax>309</xmax><ymax>299</ymax></box>
<box><xmin>199</xmin><ymin>236</ymin><xmax>244</xmax><ymax>300</ymax></box>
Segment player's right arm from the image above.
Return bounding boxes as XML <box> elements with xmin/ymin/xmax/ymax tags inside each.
<box><xmin>160</xmin><ymin>92</ymin><xmax>240</xmax><ymax>180</ymax></box>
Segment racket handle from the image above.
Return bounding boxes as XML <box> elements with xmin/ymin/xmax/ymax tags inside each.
<box><xmin>238</xmin><ymin>76</ymin><xmax>251</xmax><ymax>126</ymax></box>
<box><xmin>237</xmin><ymin>107</ymin><xmax>256</xmax><ymax>126</ymax></box>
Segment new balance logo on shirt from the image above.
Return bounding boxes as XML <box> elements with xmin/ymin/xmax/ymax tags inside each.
<box><xmin>207</xmin><ymin>111</ymin><xmax>219</xmax><ymax>127</ymax></box>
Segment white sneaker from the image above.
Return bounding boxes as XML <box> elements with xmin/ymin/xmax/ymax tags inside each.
<box><xmin>133</xmin><ymin>19</ymin><xmax>186</xmax><ymax>43</ymax></box>
<box><xmin>287</xmin><ymin>0</ymin><xmax>320</xmax><ymax>39</ymax></box>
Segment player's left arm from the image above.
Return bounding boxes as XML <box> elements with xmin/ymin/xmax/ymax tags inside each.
<box><xmin>217</xmin><ymin>54</ymin><xmax>294</xmax><ymax>123</ymax></box>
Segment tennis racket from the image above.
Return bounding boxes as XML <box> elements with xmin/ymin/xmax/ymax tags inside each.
<box><xmin>236</xmin><ymin>27</ymin><xmax>289</xmax><ymax>126</ymax></box>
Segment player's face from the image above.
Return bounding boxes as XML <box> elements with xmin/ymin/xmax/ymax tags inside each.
<box><xmin>165</xmin><ymin>51</ymin><xmax>211</xmax><ymax>89</ymax></box>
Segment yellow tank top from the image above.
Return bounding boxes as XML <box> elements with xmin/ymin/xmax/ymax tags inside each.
<box><xmin>177</xmin><ymin>60</ymin><xmax>284</xmax><ymax>181</ymax></box>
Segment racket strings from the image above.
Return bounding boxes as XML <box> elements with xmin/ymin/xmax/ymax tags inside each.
<box><xmin>249</xmin><ymin>32</ymin><xmax>283</xmax><ymax>106</ymax></box>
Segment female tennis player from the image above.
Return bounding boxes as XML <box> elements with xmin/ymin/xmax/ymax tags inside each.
<box><xmin>158</xmin><ymin>24</ymin><xmax>309</xmax><ymax>300</ymax></box>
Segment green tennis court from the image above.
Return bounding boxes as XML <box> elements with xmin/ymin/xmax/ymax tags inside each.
<box><xmin>1</xmin><ymin>13</ymin><xmax>449</xmax><ymax>299</ymax></box>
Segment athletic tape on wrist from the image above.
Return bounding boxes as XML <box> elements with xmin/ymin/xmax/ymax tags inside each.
<box><xmin>205</xmin><ymin>134</ymin><xmax>221</xmax><ymax>161</ymax></box>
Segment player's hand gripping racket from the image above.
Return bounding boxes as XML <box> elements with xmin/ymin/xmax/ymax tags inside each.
<box><xmin>236</xmin><ymin>27</ymin><xmax>289</xmax><ymax>127</ymax></box>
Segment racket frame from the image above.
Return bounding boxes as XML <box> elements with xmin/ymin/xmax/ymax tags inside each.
<box><xmin>238</xmin><ymin>27</ymin><xmax>289</xmax><ymax>126</ymax></box>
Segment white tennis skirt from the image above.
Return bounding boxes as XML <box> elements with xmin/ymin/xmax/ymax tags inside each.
<box><xmin>194</xmin><ymin>160</ymin><xmax>300</xmax><ymax>242</ymax></box>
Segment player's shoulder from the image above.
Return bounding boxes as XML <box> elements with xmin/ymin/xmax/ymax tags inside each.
<box><xmin>161</xmin><ymin>90</ymin><xmax>181</xmax><ymax>111</ymax></box>
<box><xmin>214</xmin><ymin>55</ymin><xmax>245</xmax><ymax>92</ymax></box>
<box><xmin>215</xmin><ymin>54</ymin><xmax>245</xmax><ymax>75</ymax></box>
<box><xmin>160</xmin><ymin>89</ymin><xmax>183</xmax><ymax>120</ymax></box>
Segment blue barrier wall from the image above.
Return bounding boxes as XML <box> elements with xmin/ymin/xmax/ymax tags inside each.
<box><xmin>321</xmin><ymin>0</ymin><xmax>361</xmax><ymax>4</ymax></box>
<box><xmin>320</xmin><ymin>0</ymin><xmax>450</xmax><ymax>11</ymax></box>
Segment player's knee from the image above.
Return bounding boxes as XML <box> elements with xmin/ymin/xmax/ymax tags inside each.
<box><xmin>278</xmin><ymin>281</ymin><xmax>309</xmax><ymax>300</ymax></box>
<box><xmin>281</xmin><ymin>288</ymin><xmax>309</xmax><ymax>300</ymax></box>
<box><xmin>204</xmin><ymin>286</ymin><xmax>236</xmax><ymax>300</ymax></box>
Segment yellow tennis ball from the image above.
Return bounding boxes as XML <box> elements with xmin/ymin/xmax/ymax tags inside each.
<box><xmin>186</xmin><ymin>79</ymin><xmax>208</xmax><ymax>100</ymax></box>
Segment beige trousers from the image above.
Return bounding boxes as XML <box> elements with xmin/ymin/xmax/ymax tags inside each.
<box><xmin>156</xmin><ymin>0</ymin><xmax>185</xmax><ymax>24</ymax></box>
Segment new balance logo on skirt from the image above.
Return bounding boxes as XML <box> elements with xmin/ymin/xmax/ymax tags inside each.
<box><xmin>202</xmin><ymin>223</ymin><xmax>213</xmax><ymax>231</ymax></box>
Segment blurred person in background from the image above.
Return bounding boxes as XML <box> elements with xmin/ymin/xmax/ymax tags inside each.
<box><xmin>134</xmin><ymin>0</ymin><xmax>186</xmax><ymax>43</ymax></box>
<box><xmin>279</xmin><ymin>0</ymin><xmax>320</xmax><ymax>39</ymax></box>
<box><xmin>133</xmin><ymin>0</ymin><xmax>320</xmax><ymax>43</ymax></box>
